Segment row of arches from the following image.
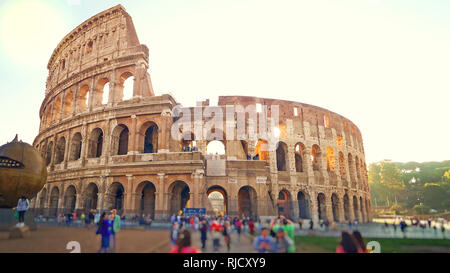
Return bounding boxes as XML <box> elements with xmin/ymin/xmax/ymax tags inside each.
<box><xmin>42</xmin><ymin>72</ymin><xmax>135</xmax><ymax>128</ymax></box>
<box><xmin>41</xmin><ymin>122</ymin><xmax>159</xmax><ymax>166</ymax></box>
<box><xmin>275</xmin><ymin>141</ymin><xmax>367</xmax><ymax>182</ymax></box>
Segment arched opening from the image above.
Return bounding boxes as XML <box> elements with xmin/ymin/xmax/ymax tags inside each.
<box><xmin>343</xmin><ymin>194</ymin><xmax>350</xmax><ymax>221</ymax></box>
<box><xmin>112</xmin><ymin>125</ymin><xmax>129</xmax><ymax>156</ymax></box>
<box><xmin>168</xmin><ymin>181</ymin><xmax>190</xmax><ymax>216</ymax></box>
<box><xmin>331</xmin><ymin>194</ymin><xmax>340</xmax><ymax>222</ymax></box>
<box><xmin>55</xmin><ymin>137</ymin><xmax>66</xmax><ymax>164</ymax></box>
<box><xmin>206</xmin><ymin>140</ymin><xmax>225</xmax><ymax>155</ymax></box>
<box><xmin>353</xmin><ymin>196</ymin><xmax>359</xmax><ymax>221</ymax></box>
<box><xmin>238</xmin><ymin>186</ymin><xmax>257</xmax><ymax>218</ymax></box>
<box><xmin>339</xmin><ymin>152</ymin><xmax>346</xmax><ymax>178</ymax></box>
<box><xmin>360</xmin><ymin>196</ymin><xmax>365</xmax><ymax>222</ymax></box>
<box><xmin>277</xmin><ymin>190</ymin><xmax>292</xmax><ymax>219</ymax></box>
<box><xmin>94</xmin><ymin>78</ymin><xmax>110</xmax><ymax>106</ymax></box>
<box><xmin>317</xmin><ymin>193</ymin><xmax>327</xmax><ymax>220</ymax></box>
<box><xmin>355</xmin><ymin>156</ymin><xmax>361</xmax><ymax>181</ymax></box>
<box><xmin>181</xmin><ymin>132</ymin><xmax>196</xmax><ymax>151</ymax></box>
<box><xmin>105</xmin><ymin>182</ymin><xmax>125</xmax><ymax>213</ymax></box>
<box><xmin>39</xmin><ymin>188</ymin><xmax>47</xmax><ymax>214</ymax></box>
<box><xmin>276</xmin><ymin>141</ymin><xmax>288</xmax><ymax>171</ymax></box>
<box><xmin>77</xmin><ymin>85</ymin><xmax>90</xmax><ymax>112</ymax></box>
<box><xmin>46</xmin><ymin>141</ymin><xmax>53</xmax><ymax>166</ymax></box>
<box><xmin>84</xmin><ymin>183</ymin><xmax>98</xmax><ymax>211</ymax></box>
<box><xmin>254</xmin><ymin>139</ymin><xmax>269</xmax><ymax>161</ymax></box>
<box><xmin>312</xmin><ymin>145</ymin><xmax>321</xmax><ymax>171</ymax></box>
<box><xmin>295</xmin><ymin>143</ymin><xmax>305</xmax><ymax>172</ymax></box>
<box><xmin>365</xmin><ymin>198</ymin><xmax>370</xmax><ymax>221</ymax></box>
<box><xmin>119</xmin><ymin>72</ymin><xmax>134</xmax><ymax>101</ymax></box>
<box><xmin>326</xmin><ymin>147</ymin><xmax>336</xmax><ymax>172</ymax></box>
<box><xmin>137</xmin><ymin>181</ymin><xmax>156</xmax><ymax>219</ymax></box>
<box><xmin>297</xmin><ymin>191</ymin><xmax>311</xmax><ymax>219</ymax></box>
<box><xmin>143</xmin><ymin>123</ymin><xmax>158</xmax><ymax>153</ymax></box>
<box><xmin>63</xmin><ymin>90</ymin><xmax>74</xmax><ymax>118</ymax></box>
<box><xmin>64</xmin><ymin>185</ymin><xmax>77</xmax><ymax>214</ymax></box>
<box><xmin>69</xmin><ymin>133</ymin><xmax>82</xmax><ymax>161</ymax></box>
<box><xmin>53</xmin><ymin>97</ymin><xmax>61</xmax><ymax>121</ymax></box>
<box><xmin>88</xmin><ymin>128</ymin><xmax>103</xmax><ymax>158</ymax></box>
<box><xmin>348</xmin><ymin>154</ymin><xmax>355</xmax><ymax>182</ymax></box>
<box><xmin>45</xmin><ymin>106</ymin><xmax>52</xmax><ymax>127</ymax></box>
<box><xmin>49</xmin><ymin>187</ymin><xmax>59</xmax><ymax>217</ymax></box>
<box><xmin>207</xmin><ymin>186</ymin><xmax>228</xmax><ymax>217</ymax></box>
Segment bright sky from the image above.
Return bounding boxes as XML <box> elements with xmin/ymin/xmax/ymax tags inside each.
<box><xmin>0</xmin><ymin>0</ymin><xmax>449</xmax><ymax>164</ymax></box>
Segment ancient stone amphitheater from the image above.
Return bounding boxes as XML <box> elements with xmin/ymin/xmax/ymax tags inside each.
<box><xmin>31</xmin><ymin>5</ymin><xmax>371</xmax><ymax>223</ymax></box>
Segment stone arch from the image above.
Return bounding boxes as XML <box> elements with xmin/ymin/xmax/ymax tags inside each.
<box><xmin>55</xmin><ymin>137</ymin><xmax>66</xmax><ymax>164</ymax></box>
<box><xmin>254</xmin><ymin>139</ymin><xmax>269</xmax><ymax>161</ymax></box>
<box><xmin>317</xmin><ymin>193</ymin><xmax>327</xmax><ymax>220</ymax></box>
<box><xmin>297</xmin><ymin>191</ymin><xmax>311</xmax><ymax>219</ymax></box>
<box><xmin>136</xmin><ymin>181</ymin><xmax>156</xmax><ymax>219</ymax></box>
<box><xmin>294</xmin><ymin>142</ymin><xmax>305</xmax><ymax>172</ymax></box>
<box><xmin>88</xmin><ymin>128</ymin><xmax>103</xmax><ymax>158</ymax></box>
<box><xmin>348</xmin><ymin>153</ymin><xmax>355</xmax><ymax>181</ymax></box>
<box><xmin>118</xmin><ymin>71</ymin><xmax>134</xmax><ymax>101</ymax></box>
<box><xmin>355</xmin><ymin>156</ymin><xmax>361</xmax><ymax>180</ymax></box>
<box><xmin>111</xmin><ymin>124</ymin><xmax>129</xmax><ymax>155</ymax></box>
<box><xmin>53</xmin><ymin>96</ymin><xmax>61</xmax><ymax>122</ymax></box>
<box><xmin>139</xmin><ymin>121</ymin><xmax>159</xmax><ymax>153</ymax></box>
<box><xmin>46</xmin><ymin>141</ymin><xmax>53</xmax><ymax>166</ymax></box>
<box><xmin>343</xmin><ymin>194</ymin><xmax>350</xmax><ymax>221</ymax></box>
<box><xmin>365</xmin><ymin>198</ymin><xmax>370</xmax><ymax>221</ymax></box>
<box><xmin>326</xmin><ymin>146</ymin><xmax>336</xmax><ymax>172</ymax></box>
<box><xmin>39</xmin><ymin>188</ymin><xmax>47</xmax><ymax>212</ymax></box>
<box><xmin>331</xmin><ymin>193</ymin><xmax>339</xmax><ymax>222</ymax></box>
<box><xmin>77</xmin><ymin>85</ymin><xmax>90</xmax><ymax>112</ymax></box>
<box><xmin>83</xmin><ymin>182</ymin><xmax>99</xmax><ymax>211</ymax></box>
<box><xmin>69</xmin><ymin>132</ymin><xmax>82</xmax><ymax>161</ymax></box>
<box><xmin>105</xmin><ymin>182</ymin><xmax>125</xmax><ymax>213</ymax></box>
<box><xmin>64</xmin><ymin>185</ymin><xmax>77</xmax><ymax>214</ymax></box>
<box><xmin>168</xmin><ymin>180</ymin><xmax>190</xmax><ymax>216</ymax></box>
<box><xmin>276</xmin><ymin>141</ymin><xmax>288</xmax><ymax>171</ymax></box>
<box><xmin>312</xmin><ymin>145</ymin><xmax>322</xmax><ymax>171</ymax></box>
<box><xmin>49</xmin><ymin>186</ymin><xmax>60</xmax><ymax>217</ymax></box>
<box><xmin>207</xmin><ymin>185</ymin><xmax>228</xmax><ymax>216</ymax></box>
<box><xmin>94</xmin><ymin>77</ymin><xmax>110</xmax><ymax>106</ymax></box>
<box><xmin>338</xmin><ymin>152</ymin><xmax>346</xmax><ymax>178</ymax></box>
<box><xmin>238</xmin><ymin>186</ymin><xmax>257</xmax><ymax>218</ymax></box>
<box><xmin>360</xmin><ymin>196</ymin><xmax>365</xmax><ymax>222</ymax></box>
<box><xmin>353</xmin><ymin>196</ymin><xmax>359</xmax><ymax>221</ymax></box>
<box><xmin>277</xmin><ymin>189</ymin><xmax>293</xmax><ymax>219</ymax></box>
<box><xmin>63</xmin><ymin>90</ymin><xmax>74</xmax><ymax>118</ymax></box>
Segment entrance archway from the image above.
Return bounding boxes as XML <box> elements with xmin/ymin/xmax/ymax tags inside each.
<box><xmin>331</xmin><ymin>193</ymin><xmax>339</xmax><ymax>222</ymax></box>
<box><xmin>49</xmin><ymin>187</ymin><xmax>60</xmax><ymax>217</ymax></box>
<box><xmin>353</xmin><ymin>196</ymin><xmax>359</xmax><ymax>221</ymax></box>
<box><xmin>207</xmin><ymin>186</ymin><xmax>228</xmax><ymax>216</ymax></box>
<box><xmin>343</xmin><ymin>194</ymin><xmax>350</xmax><ymax>221</ymax></box>
<box><xmin>106</xmin><ymin>182</ymin><xmax>125</xmax><ymax>213</ymax></box>
<box><xmin>277</xmin><ymin>190</ymin><xmax>292</xmax><ymax>219</ymax></box>
<box><xmin>168</xmin><ymin>181</ymin><xmax>190</xmax><ymax>216</ymax></box>
<box><xmin>297</xmin><ymin>191</ymin><xmax>311</xmax><ymax>219</ymax></box>
<box><xmin>317</xmin><ymin>193</ymin><xmax>327</xmax><ymax>220</ymax></box>
<box><xmin>238</xmin><ymin>186</ymin><xmax>257</xmax><ymax>218</ymax></box>
<box><xmin>84</xmin><ymin>183</ymin><xmax>98</xmax><ymax>211</ymax></box>
<box><xmin>137</xmin><ymin>181</ymin><xmax>156</xmax><ymax>219</ymax></box>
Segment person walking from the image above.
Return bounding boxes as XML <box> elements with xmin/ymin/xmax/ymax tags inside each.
<box><xmin>96</xmin><ymin>212</ymin><xmax>113</xmax><ymax>253</ymax></box>
<box><xmin>16</xmin><ymin>196</ymin><xmax>29</xmax><ymax>227</ymax></box>
<box><xmin>80</xmin><ymin>212</ymin><xmax>86</xmax><ymax>228</ymax></box>
<box><xmin>309</xmin><ymin>219</ymin><xmax>314</xmax><ymax>230</ymax></box>
<box><xmin>223</xmin><ymin>222</ymin><xmax>231</xmax><ymax>252</ymax></box>
<box><xmin>298</xmin><ymin>218</ymin><xmax>303</xmax><ymax>230</ymax></box>
<box><xmin>249</xmin><ymin>219</ymin><xmax>255</xmax><ymax>235</ymax></box>
<box><xmin>170</xmin><ymin>229</ymin><xmax>200</xmax><ymax>253</ymax></box>
<box><xmin>94</xmin><ymin>210</ymin><xmax>101</xmax><ymax>226</ymax></box>
<box><xmin>199</xmin><ymin>220</ymin><xmax>208</xmax><ymax>250</ymax></box>
<box><xmin>110</xmin><ymin>209</ymin><xmax>121</xmax><ymax>253</ymax></box>
<box><xmin>170</xmin><ymin>222</ymin><xmax>179</xmax><ymax>246</ymax></box>
<box><xmin>235</xmin><ymin>218</ymin><xmax>242</xmax><ymax>241</ymax></box>
<box><xmin>253</xmin><ymin>228</ymin><xmax>274</xmax><ymax>253</ymax></box>
<box><xmin>336</xmin><ymin>231</ymin><xmax>362</xmax><ymax>253</ymax></box>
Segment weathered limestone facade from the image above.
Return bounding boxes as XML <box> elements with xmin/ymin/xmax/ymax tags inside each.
<box><xmin>31</xmin><ymin>5</ymin><xmax>371</xmax><ymax>223</ymax></box>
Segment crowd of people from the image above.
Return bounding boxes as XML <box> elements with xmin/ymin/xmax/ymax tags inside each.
<box><xmin>381</xmin><ymin>217</ymin><xmax>447</xmax><ymax>238</ymax></box>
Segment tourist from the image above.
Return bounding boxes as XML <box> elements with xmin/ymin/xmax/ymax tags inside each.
<box><xmin>298</xmin><ymin>218</ymin><xmax>303</xmax><ymax>230</ymax></box>
<box><xmin>253</xmin><ymin>228</ymin><xmax>274</xmax><ymax>253</ymax></box>
<box><xmin>170</xmin><ymin>229</ymin><xmax>200</xmax><ymax>253</ymax></box>
<box><xmin>94</xmin><ymin>210</ymin><xmax>101</xmax><ymax>226</ymax></box>
<box><xmin>393</xmin><ymin>221</ymin><xmax>397</xmax><ymax>232</ymax></box>
<box><xmin>96</xmin><ymin>212</ymin><xmax>113</xmax><ymax>253</ymax></box>
<box><xmin>88</xmin><ymin>209</ymin><xmax>95</xmax><ymax>228</ymax></box>
<box><xmin>110</xmin><ymin>209</ymin><xmax>121</xmax><ymax>253</ymax></box>
<box><xmin>324</xmin><ymin>218</ymin><xmax>330</xmax><ymax>232</ymax></box>
<box><xmin>211</xmin><ymin>218</ymin><xmax>222</xmax><ymax>253</ymax></box>
<box><xmin>348</xmin><ymin>220</ymin><xmax>353</xmax><ymax>231</ymax></box>
<box><xmin>249</xmin><ymin>218</ymin><xmax>255</xmax><ymax>235</ymax></box>
<box><xmin>336</xmin><ymin>231</ymin><xmax>362</xmax><ymax>253</ymax></box>
<box><xmin>171</xmin><ymin>214</ymin><xmax>176</xmax><ymax>224</ymax></box>
<box><xmin>235</xmin><ymin>218</ymin><xmax>242</xmax><ymax>241</ymax></box>
<box><xmin>80</xmin><ymin>212</ymin><xmax>85</xmax><ymax>227</ymax></box>
<box><xmin>400</xmin><ymin>220</ymin><xmax>407</xmax><ymax>238</ymax></box>
<box><xmin>354</xmin><ymin>220</ymin><xmax>359</xmax><ymax>229</ymax></box>
<box><xmin>273</xmin><ymin>228</ymin><xmax>294</xmax><ymax>253</ymax></box>
<box><xmin>199</xmin><ymin>220</ymin><xmax>208</xmax><ymax>250</ymax></box>
<box><xmin>16</xmin><ymin>196</ymin><xmax>29</xmax><ymax>227</ymax></box>
<box><xmin>441</xmin><ymin>225</ymin><xmax>446</xmax><ymax>239</ymax></box>
<box><xmin>428</xmin><ymin>218</ymin><xmax>432</xmax><ymax>228</ymax></box>
<box><xmin>170</xmin><ymin>222</ymin><xmax>179</xmax><ymax>246</ymax></box>
<box><xmin>271</xmin><ymin>216</ymin><xmax>296</xmax><ymax>251</ymax></box>
<box><xmin>352</xmin><ymin>230</ymin><xmax>370</xmax><ymax>253</ymax></box>
<box><xmin>309</xmin><ymin>219</ymin><xmax>314</xmax><ymax>230</ymax></box>
<box><xmin>223</xmin><ymin>221</ymin><xmax>231</xmax><ymax>252</ymax></box>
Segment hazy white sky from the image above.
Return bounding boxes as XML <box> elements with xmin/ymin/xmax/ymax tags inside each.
<box><xmin>0</xmin><ymin>0</ymin><xmax>449</xmax><ymax>164</ymax></box>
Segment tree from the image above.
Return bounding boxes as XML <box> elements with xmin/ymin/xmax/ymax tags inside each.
<box><xmin>368</xmin><ymin>160</ymin><xmax>404</xmax><ymax>206</ymax></box>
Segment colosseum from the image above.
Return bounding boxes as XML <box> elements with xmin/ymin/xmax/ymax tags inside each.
<box><xmin>31</xmin><ymin>5</ymin><xmax>371</xmax><ymax>224</ymax></box>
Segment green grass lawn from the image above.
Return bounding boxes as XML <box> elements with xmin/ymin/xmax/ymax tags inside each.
<box><xmin>294</xmin><ymin>236</ymin><xmax>450</xmax><ymax>253</ymax></box>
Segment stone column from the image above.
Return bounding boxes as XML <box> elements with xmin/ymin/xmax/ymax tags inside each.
<box><xmin>80</xmin><ymin>122</ymin><xmax>88</xmax><ymax>166</ymax></box>
<box><xmin>325</xmin><ymin>197</ymin><xmax>333</xmax><ymax>222</ymax></box>
<box><xmin>291</xmin><ymin>190</ymin><xmax>299</xmax><ymax>221</ymax></box>
<box><xmin>338</xmin><ymin>194</ymin><xmax>346</xmax><ymax>223</ymax></box>
<box><xmin>124</xmin><ymin>174</ymin><xmax>134</xmax><ymax>216</ymax></box>
<box><xmin>192</xmin><ymin>170</ymin><xmax>204</xmax><ymax>209</ymax></box>
<box><xmin>348</xmin><ymin>196</ymin><xmax>355</xmax><ymax>222</ymax></box>
<box><xmin>309</xmin><ymin>191</ymin><xmax>319</xmax><ymax>227</ymax></box>
<box><xmin>156</xmin><ymin>173</ymin><xmax>167</xmax><ymax>220</ymax></box>
<box><xmin>129</xmin><ymin>115</ymin><xmax>138</xmax><ymax>154</ymax></box>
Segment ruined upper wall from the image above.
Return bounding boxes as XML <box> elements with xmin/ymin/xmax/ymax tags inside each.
<box><xmin>44</xmin><ymin>5</ymin><xmax>151</xmax><ymax>97</ymax></box>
